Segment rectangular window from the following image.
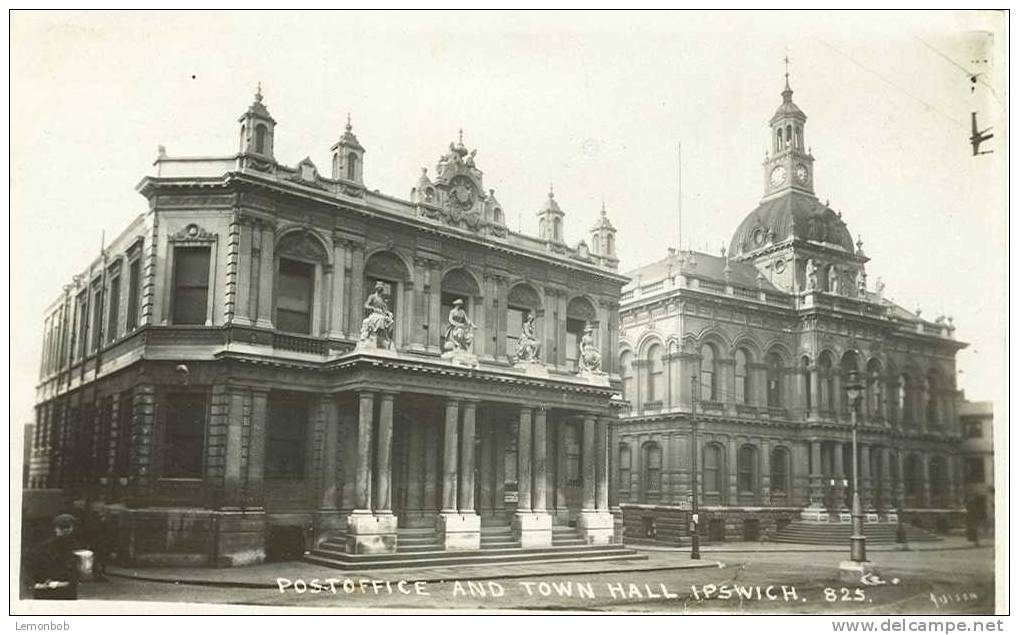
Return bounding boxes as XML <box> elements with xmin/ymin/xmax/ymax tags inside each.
<box><xmin>74</xmin><ymin>292</ymin><xmax>87</xmax><ymax>360</ymax></box>
<box><xmin>171</xmin><ymin>246</ymin><xmax>211</xmax><ymax>325</ymax></box>
<box><xmin>565</xmin><ymin>318</ymin><xmax>585</xmax><ymax>370</ymax></box>
<box><xmin>619</xmin><ymin>445</ymin><xmax>632</xmax><ymax>492</ymax></box>
<box><xmin>107</xmin><ymin>274</ymin><xmax>121</xmax><ymax>343</ymax></box>
<box><xmin>964</xmin><ymin>421</ymin><xmax>983</xmax><ymax>438</ymax></box>
<box><xmin>276</xmin><ymin>258</ymin><xmax>315</xmax><ymax>334</ymax></box>
<box><xmin>90</xmin><ymin>288</ymin><xmax>104</xmax><ymax>352</ymax></box>
<box><xmin>564</xmin><ymin>423</ymin><xmax>581</xmax><ymax>485</ymax></box>
<box><xmin>266</xmin><ymin>392</ymin><xmax>310</xmax><ymax>479</ymax></box>
<box><xmin>645</xmin><ymin>445</ymin><xmax>662</xmax><ymax>493</ymax></box>
<box><xmin>703</xmin><ymin>446</ymin><xmax>721</xmax><ymax>493</ymax></box>
<box><xmin>964</xmin><ymin>457</ymin><xmax>985</xmax><ymax>484</ymax></box>
<box><xmin>505</xmin><ymin>306</ymin><xmax>527</xmax><ymax>355</ymax></box>
<box><xmin>162</xmin><ymin>392</ymin><xmax>207</xmax><ymax>478</ymax></box>
<box><xmin>735</xmin><ymin>375</ymin><xmax>746</xmax><ymax>403</ymax></box>
<box><xmin>126</xmin><ymin>258</ymin><xmax>141</xmax><ymax>332</ymax></box>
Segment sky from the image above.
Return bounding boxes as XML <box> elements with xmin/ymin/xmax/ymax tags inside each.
<box><xmin>9</xmin><ymin>10</ymin><xmax>1007</xmax><ymax>426</ymax></box>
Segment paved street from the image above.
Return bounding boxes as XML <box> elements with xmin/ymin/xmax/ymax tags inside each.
<box><xmin>34</xmin><ymin>542</ymin><xmax>994</xmax><ymax>614</ymax></box>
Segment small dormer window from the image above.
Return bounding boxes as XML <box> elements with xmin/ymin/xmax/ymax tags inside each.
<box><xmin>255</xmin><ymin>124</ymin><xmax>267</xmax><ymax>154</ymax></box>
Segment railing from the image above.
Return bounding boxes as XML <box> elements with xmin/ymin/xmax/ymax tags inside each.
<box><xmin>698</xmin><ymin>279</ymin><xmax>726</xmax><ymax>293</ymax></box>
<box><xmin>734</xmin><ymin>287</ymin><xmax>757</xmax><ymax>300</ymax></box>
<box><xmin>273</xmin><ymin>332</ymin><xmax>329</xmax><ymax>355</ymax></box>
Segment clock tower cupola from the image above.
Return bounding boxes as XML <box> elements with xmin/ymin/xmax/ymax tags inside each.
<box><xmin>762</xmin><ymin>66</ymin><xmax>814</xmax><ymax>200</ymax></box>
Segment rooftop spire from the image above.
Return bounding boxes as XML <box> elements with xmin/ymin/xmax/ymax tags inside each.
<box><xmin>549</xmin><ymin>183</ymin><xmax>555</xmax><ymax>199</ymax></box>
<box><xmin>255</xmin><ymin>81</ymin><xmax>263</xmax><ymax>103</ymax></box>
<box><xmin>346</xmin><ymin>112</ymin><xmax>352</xmax><ymax>132</ymax></box>
<box><xmin>782</xmin><ymin>54</ymin><xmax>793</xmax><ymax>101</ymax></box>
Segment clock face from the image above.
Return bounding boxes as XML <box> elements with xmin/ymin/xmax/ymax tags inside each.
<box><xmin>795</xmin><ymin>164</ymin><xmax>809</xmax><ymax>183</ymax></box>
<box><xmin>770</xmin><ymin>166</ymin><xmax>787</xmax><ymax>186</ymax></box>
<box><xmin>448</xmin><ymin>175</ymin><xmax>477</xmax><ymax>210</ymax></box>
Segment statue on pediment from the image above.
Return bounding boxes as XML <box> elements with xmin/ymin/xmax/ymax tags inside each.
<box><xmin>578</xmin><ymin>322</ymin><xmax>604</xmax><ymax>375</ymax></box>
<box><xmin>513</xmin><ymin>311</ymin><xmax>541</xmax><ymax>363</ymax></box>
<box><xmin>443</xmin><ymin>298</ymin><xmax>476</xmax><ymax>353</ymax></box>
<box><xmin>359</xmin><ymin>282</ymin><xmax>394</xmax><ymax>348</ymax></box>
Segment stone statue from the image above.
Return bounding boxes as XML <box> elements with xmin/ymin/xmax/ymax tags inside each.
<box><xmin>359</xmin><ymin>282</ymin><xmax>394</xmax><ymax>348</ymax></box>
<box><xmin>828</xmin><ymin>267</ymin><xmax>840</xmax><ymax>294</ymax></box>
<box><xmin>465</xmin><ymin>149</ymin><xmax>477</xmax><ymax>169</ymax></box>
<box><xmin>806</xmin><ymin>259</ymin><xmax>819</xmax><ymax>291</ymax></box>
<box><xmin>513</xmin><ymin>310</ymin><xmax>541</xmax><ymax>363</ymax></box>
<box><xmin>578</xmin><ymin>322</ymin><xmax>603</xmax><ymax>374</ymax></box>
<box><xmin>443</xmin><ymin>298</ymin><xmax>476</xmax><ymax>352</ymax></box>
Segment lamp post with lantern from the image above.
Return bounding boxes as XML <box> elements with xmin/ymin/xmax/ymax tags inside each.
<box><xmin>845</xmin><ymin>369</ymin><xmax>867</xmax><ymax>563</ymax></box>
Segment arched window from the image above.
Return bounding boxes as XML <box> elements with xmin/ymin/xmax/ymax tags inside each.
<box><xmin>770</xmin><ymin>446</ymin><xmax>790</xmax><ymax>493</ymax></box>
<box><xmin>840</xmin><ymin>351</ymin><xmax>860</xmax><ymax>413</ymax></box>
<box><xmin>818</xmin><ymin>352</ymin><xmax>835</xmax><ymax>412</ymax></box>
<box><xmin>795</xmin><ymin>125</ymin><xmax>803</xmax><ymax>149</ymax></box>
<box><xmin>786</xmin><ymin>124</ymin><xmax>792</xmax><ymax>144</ymax></box>
<box><xmin>619</xmin><ymin>351</ymin><xmax>633</xmax><ymax>404</ymax></box>
<box><xmin>618</xmin><ymin>445</ymin><xmax>632</xmax><ymax>495</ymax></box>
<box><xmin>346</xmin><ymin>152</ymin><xmax>358</xmax><ymax>181</ymax></box>
<box><xmin>703</xmin><ymin>443</ymin><xmax>723</xmax><ymax>495</ymax></box>
<box><xmin>866</xmin><ymin>359</ymin><xmax>883</xmax><ymax>419</ymax></box>
<box><xmin>925</xmin><ymin>372</ymin><xmax>940</xmax><ymax>427</ymax></box>
<box><xmin>775</xmin><ymin>129</ymin><xmax>783</xmax><ymax>152</ymax></box>
<box><xmin>647</xmin><ymin>344</ymin><xmax>664</xmax><ymax>404</ymax></box>
<box><xmin>255</xmin><ymin>124</ymin><xmax>267</xmax><ymax>154</ymax></box>
<box><xmin>899</xmin><ymin>374</ymin><xmax>912</xmax><ymax>424</ymax></box>
<box><xmin>738</xmin><ymin>445</ymin><xmax>757</xmax><ymax>493</ymax></box>
<box><xmin>699</xmin><ymin>344</ymin><xmax>717</xmax><ymax>402</ymax></box>
<box><xmin>735</xmin><ymin>348</ymin><xmax>750</xmax><ymax>404</ymax></box>
<box><xmin>643</xmin><ymin>442</ymin><xmax>662</xmax><ymax>496</ymax></box>
<box><xmin>766</xmin><ymin>351</ymin><xmax>783</xmax><ymax>407</ymax></box>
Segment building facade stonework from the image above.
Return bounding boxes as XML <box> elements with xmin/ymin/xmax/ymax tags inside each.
<box><xmin>615</xmin><ymin>77</ymin><xmax>968</xmax><ymax>544</ymax></box>
<box><xmin>29</xmin><ymin>88</ymin><xmax>627</xmax><ymax>566</ymax></box>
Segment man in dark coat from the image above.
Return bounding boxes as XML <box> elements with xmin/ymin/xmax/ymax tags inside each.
<box><xmin>29</xmin><ymin>513</ymin><xmax>80</xmax><ymax>600</ymax></box>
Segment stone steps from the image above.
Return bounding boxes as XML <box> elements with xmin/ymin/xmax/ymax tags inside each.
<box><xmin>770</xmin><ymin>521</ymin><xmax>941</xmax><ymax>545</ymax></box>
<box><xmin>306</xmin><ymin>543</ymin><xmax>645</xmax><ymax>571</ymax></box>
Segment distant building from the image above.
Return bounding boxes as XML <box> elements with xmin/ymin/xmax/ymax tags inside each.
<box><xmin>959</xmin><ymin>400</ymin><xmax>994</xmax><ymax>530</ymax></box>
<box><xmin>22</xmin><ymin>423</ymin><xmax>34</xmax><ymax>488</ymax></box>
<box><xmin>28</xmin><ymin>87</ymin><xmax>630</xmax><ymax>567</ymax></box>
<box><xmin>615</xmin><ymin>74</ymin><xmax>968</xmax><ymax>544</ymax></box>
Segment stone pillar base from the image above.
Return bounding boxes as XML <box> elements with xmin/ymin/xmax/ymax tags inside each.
<box><xmin>838</xmin><ymin>559</ymin><xmax>878</xmax><ymax>584</ymax></box>
<box><xmin>800</xmin><ymin>506</ymin><xmax>830</xmax><ymax>522</ymax></box>
<box><xmin>345</xmin><ymin>512</ymin><xmax>398</xmax><ymax>554</ymax></box>
<box><xmin>512</xmin><ymin>512</ymin><xmax>552</xmax><ymax>548</ymax></box>
<box><xmin>314</xmin><ymin>509</ymin><xmax>346</xmax><ymax>547</ymax></box>
<box><xmin>436</xmin><ymin>512</ymin><xmax>481</xmax><ymax>551</ymax></box>
<box><xmin>577</xmin><ymin>511</ymin><xmax>615</xmax><ymax>545</ymax></box>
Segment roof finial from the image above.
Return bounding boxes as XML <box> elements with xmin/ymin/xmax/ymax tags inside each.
<box><xmin>255</xmin><ymin>81</ymin><xmax>263</xmax><ymax>103</ymax></box>
<box><xmin>346</xmin><ymin>112</ymin><xmax>352</xmax><ymax>132</ymax></box>
<box><xmin>782</xmin><ymin>52</ymin><xmax>793</xmax><ymax>101</ymax></box>
<box><xmin>549</xmin><ymin>183</ymin><xmax>555</xmax><ymax>199</ymax></box>
<box><xmin>601</xmin><ymin>198</ymin><xmax>606</xmax><ymax>215</ymax></box>
<box><xmin>458</xmin><ymin>128</ymin><xmax>464</xmax><ymax>145</ymax></box>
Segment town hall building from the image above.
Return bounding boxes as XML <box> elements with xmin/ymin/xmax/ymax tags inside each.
<box><xmin>27</xmin><ymin>87</ymin><xmax>634</xmax><ymax>567</ymax></box>
<box><xmin>615</xmin><ymin>75</ymin><xmax>968</xmax><ymax>544</ymax></box>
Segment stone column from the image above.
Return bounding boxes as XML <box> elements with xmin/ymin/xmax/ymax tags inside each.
<box><xmin>315</xmin><ymin>393</ymin><xmax>344</xmax><ymax>541</ymax></box>
<box><xmin>436</xmin><ymin>398</ymin><xmax>479</xmax><ymax>551</ymax></box>
<box><xmin>859</xmin><ymin>442</ymin><xmax>872</xmax><ymax>510</ymax></box>
<box><xmin>832</xmin><ymin>441</ymin><xmax>846</xmax><ymax>510</ymax></box>
<box><xmin>577</xmin><ymin>412</ymin><xmax>613</xmax><ymax>544</ymax></box>
<box><xmin>347</xmin><ymin>244</ymin><xmax>365</xmax><ymax>340</ymax></box>
<box><xmin>532</xmin><ymin>407</ymin><xmax>548</xmax><ymax>512</ymax></box>
<box><xmin>516</xmin><ymin>407</ymin><xmax>533</xmax><ymax>513</ymax></box>
<box><xmin>581</xmin><ymin>414</ymin><xmax>597</xmax><ymax>511</ymax></box>
<box><xmin>458</xmin><ymin>400</ymin><xmax>477</xmax><ymax>512</ymax></box>
<box><xmin>512</xmin><ymin>406</ymin><xmax>551</xmax><ymax>547</ymax></box>
<box><xmin>346</xmin><ymin>391</ymin><xmax>397</xmax><ymax>554</ymax></box>
<box><xmin>760</xmin><ymin>438</ymin><xmax>771</xmax><ymax>505</ymax></box>
<box><xmin>717</xmin><ymin>359</ymin><xmax>735</xmax><ymax>414</ymax></box>
<box><xmin>245</xmin><ymin>389</ymin><xmax>268</xmax><ymax>509</ymax></box>
<box><xmin>596</xmin><ymin>418</ymin><xmax>610</xmax><ymax>511</ymax></box>
<box><xmin>478</xmin><ymin>422</ymin><xmax>494</xmax><ymax>517</ymax></box>
<box><xmin>809</xmin><ymin>365</ymin><xmax>821</xmax><ymax>419</ymax></box>
<box><xmin>232</xmin><ymin>218</ymin><xmax>254</xmax><ymax>325</ymax></box>
<box><xmin>427</xmin><ymin>265</ymin><xmax>442</xmax><ymax>352</ymax></box>
<box><xmin>441</xmin><ymin>399</ymin><xmax>460</xmax><ymax>513</ymax></box>
<box><xmin>375</xmin><ymin>393</ymin><xmax>395</xmax><ymax>514</ymax></box>
<box><xmin>328</xmin><ymin>238</ymin><xmax>347</xmax><ymax>338</ymax></box>
<box><xmin>809</xmin><ymin>440</ymin><xmax>822</xmax><ymax>508</ymax></box>
<box><xmin>893</xmin><ymin>451</ymin><xmax>905</xmax><ymax>510</ymax></box>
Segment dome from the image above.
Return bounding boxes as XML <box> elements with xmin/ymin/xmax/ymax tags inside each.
<box><xmin>729</xmin><ymin>192</ymin><xmax>854</xmax><ymax>256</ymax></box>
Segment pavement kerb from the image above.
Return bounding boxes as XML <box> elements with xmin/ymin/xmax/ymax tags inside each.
<box><xmin>634</xmin><ymin>542</ymin><xmax>993</xmax><ymax>554</ymax></box>
<box><xmin>106</xmin><ymin>559</ymin><xmax>723</xmax><ymax>590</ymax></box>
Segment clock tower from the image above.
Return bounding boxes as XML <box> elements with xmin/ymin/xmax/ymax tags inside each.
<box><xmin>762</xmin><ymin>71</ymin><xmax>815</xmax><ymax>200</ymax></box>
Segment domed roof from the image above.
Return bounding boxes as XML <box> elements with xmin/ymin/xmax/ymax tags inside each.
<box><xmin>770</xmin><ymin>78</ymin><xmax>806</xmax><ymax>124</ymax></box>
<box><xmin>729</xmin><ymin>191</ymin><xmax>854</xmax><ymax>256</ymax></box>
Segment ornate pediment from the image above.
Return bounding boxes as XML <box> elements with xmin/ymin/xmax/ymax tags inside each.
<box><xmin>169</xmin><ymin>223</ymin><xmax>217</xmax><ymax>243</ymax></box>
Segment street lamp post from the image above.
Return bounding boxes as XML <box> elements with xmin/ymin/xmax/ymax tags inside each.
<box><xmin>690</xmin><ymin>375</ymin><xmax>701</xmax><ymax>560</ymax></box>
<box><xmin>845</xmin><ymin>370</ymin><xmax>866</xmax><ymax>563</ymax></box>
